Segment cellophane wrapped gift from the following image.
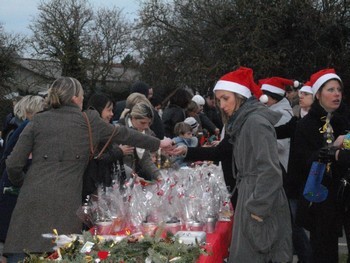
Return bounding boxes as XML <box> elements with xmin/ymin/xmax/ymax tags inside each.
<box><xmin>76</xmin><ymin>162</ymin><xmax>230</xmax><ymax>236</ymax></box>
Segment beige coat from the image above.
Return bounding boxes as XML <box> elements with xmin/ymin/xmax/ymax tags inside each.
<box><xmin>4</xmin><ymin>105</ymin><xmax>160</xmax><ymax>253</ymax></box>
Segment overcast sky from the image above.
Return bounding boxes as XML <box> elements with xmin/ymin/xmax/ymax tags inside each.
<box><xmin>0</xmin><ymin>0</ymin><xmax>140</xmax><ymax>36</ymax></box>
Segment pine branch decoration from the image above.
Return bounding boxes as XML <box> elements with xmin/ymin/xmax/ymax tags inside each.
<box><xmin>24</xmin><ymin>231</ymin><xmax>206</xmax><ymax>263</ymax></box>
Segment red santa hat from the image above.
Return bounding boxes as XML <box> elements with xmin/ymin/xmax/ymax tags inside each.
<box><xmin>259</xmin><ymin>77</ymin><xmax>299</xmax><ymax>104</ymax></box>
<box><xmin>310</xmin><ymin>68</ymin><xmax>341</xmax><ymax>97</ymax></box>
<box><xmin>213</xmin><ymin>67</ymin><xmax>261</xmax><ymax>99</ymax></box>
<box><xmin>299</xmin><ymin>81</ymin><xmax>313</xmax><ymax>94</ymax></box>
<box><xmin>259</xmin><ymin>77</ymin><xmax>299</xmax><ymax>96</ymax></box>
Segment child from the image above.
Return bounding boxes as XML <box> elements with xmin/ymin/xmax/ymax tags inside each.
<box><xmin>172</xmin><ymin>122</ymin><xmax>198</xmax><ymax>167</ymax></box>
<box><xmin>184</xmin><ymin>117</ymin><xmax>200</xmax><ymax>136</ymax></box>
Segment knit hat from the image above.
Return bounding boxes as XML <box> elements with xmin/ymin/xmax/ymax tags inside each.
<box><xmin>299</xmin><ymin>81</ymin><xmax>313</xmax><ymax>94</ymax></box>
<box><xmin>192</xmin><ymin>95</ymin><xmax>205</xmax><ymax>106</ymax></box>
<box><xmin>184</xmin><ymin>117</ymin><xmax>199</xmax><ymax>134</ymax></box>
<box><xmin>130</xmin><ymin>81</ymin><xmax>150</xmax><ymax>97</ymax></box>
<box><xmin>259</xmin><ymin>77</ymin><xmax>299</xmax><ymax>103</ymax></box>
<box><xmin>310</xmin><ymin>68</ymin><xmax>341</xmax><ymax>97</ymax></box>
<box><xmin>213</xmin><ymin>67</ymin><xmax>261</xmax><ymax>99</ymax></box>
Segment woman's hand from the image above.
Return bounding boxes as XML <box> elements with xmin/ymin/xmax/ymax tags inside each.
<box><xmin>167</xmin><ymin>145</ymin><xmax>187</xmax><ymax>156</ymax></box>
<box><xmin>251</xmin><ymin>214</ymin><xmax>263</xmax><ymax>222</ymax></box>
<box><xmin>119</xmin><ymin>145</ymin><xmax>134</xmax><ymax>155</ymax></box>
<box><xmin>203</xmin><ymin>140</ymin><xmax>220</xmax><ymax>147</ymax></box>
<box><xmin>211</xmin><ymin>140</ymin><xmax>220</xmax><ymax>147</ymax></box>
<box><xmin>159</xmin><ymin>137</ymin><xmax>175</xmax><ymax>150</ymax></box>
<box><xmin>333</xmin><ymin>135</ymin><xmax>345</xmax><ymax>148</ymax></box>
<box><xmin>133</xmin><ymin>173</ymin><xmax>157</xmax><ymax>186</ymax></box>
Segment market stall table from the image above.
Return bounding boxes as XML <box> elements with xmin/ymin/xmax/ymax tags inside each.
<box><xmin>87</xmin><ymin>216</ymin><xmax>234</xmax><ymax>263</ymax></box>
<box><xmin>197</xmin><ymin>219</ymin><xmax>233</xmax><ymax>263</ymax></box>
<box><xmin>80</xmin><ymin>164</ymin><xmax>234</xmax><ymax>262</ymax></box>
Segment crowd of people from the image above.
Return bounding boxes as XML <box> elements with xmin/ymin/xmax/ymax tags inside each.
<box><xmin>0</xmin><ymin>67</ymin><xmax>349</xmax><ymax>263</ymax></box>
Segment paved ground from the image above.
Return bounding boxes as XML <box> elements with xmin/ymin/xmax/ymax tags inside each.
<box><xmin>338</xmin><ymin>233</ymin><xmax>349</xmax><ymax>262</ymax></box>
<box><xmin>339</xmin><ymin>233</ymin><xmax>349</xmax><ymax>254</ymax></box>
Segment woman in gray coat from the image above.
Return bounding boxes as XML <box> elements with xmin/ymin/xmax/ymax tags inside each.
<box><xmin>213</xmin><ymin>67</ymin><xmax>292</xmax><ymax>263</ymax></box>
<box><xmin>3</xmin><ymin>77</ymin><xmax>172</xmax><ymax>260</ymax></box>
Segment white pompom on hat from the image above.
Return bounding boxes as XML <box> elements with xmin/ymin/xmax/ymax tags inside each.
<box><xmin>192</xmin><ymin>95</ymin><xmax>205</xmax><ymax>106</ymax></box>
<box><xmin>259</xmin><ymin>77</ymin><xmax>299</xmax><ymax>96</ymax></box>
<box><xmin>258</xmin><ymin>77</ymin><xmax>299</xmax><ymax>104</ymax></box>
<box><xmin>310</xmin><ymin>68</ymin><xmax>341</xmax><ymax>97</ymax></box>
<box><xmin>213</xmin><ymin>67</ymin><xmax>261</xmax><ymax>99</ymax></box>
<box><xmin>259</xmin><ymin>94</ymin><xmax>269</xmax><ymax>104</ymax></box>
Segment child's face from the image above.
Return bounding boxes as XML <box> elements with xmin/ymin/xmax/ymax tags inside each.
<box><xmin>182</xmin><ymin>131</ymin><xmax>193</xmax><ymax>139</ymax></box>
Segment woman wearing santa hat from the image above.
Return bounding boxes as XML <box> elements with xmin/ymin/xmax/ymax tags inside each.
<box><xmin>213</xmin><ymin>67</ymin><xmax>292</xmax><ymax>263</ymax></box>
<box><xmin>275</xmin><ymin>82</ymin><xmax>314</xmax><ymax>263</ymax></box>
<box><xmin>259</xmin><ymin>77</ymin><xmax>295</xmax><ymax>188</ymax></box>
<box><xmin>291</xmin><ymin>68</ymin><xmax>350</xmax><ymax>263</ymax></box>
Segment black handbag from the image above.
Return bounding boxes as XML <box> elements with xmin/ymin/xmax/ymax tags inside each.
<box><xmin>82</xmin><ymin>112</ymin><xmax>116</xmax><ymax>199</ymax></box>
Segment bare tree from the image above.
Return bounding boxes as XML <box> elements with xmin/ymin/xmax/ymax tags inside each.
<box><xmin>29</xmin><ymin>0</ymin><xmax>93</xmax><ymax>84</ymax></box>
<box><xmin>0</xmin><ymin>24</ymin><xmax>26</xmax><ymax>130</ymax></box>
<box><xmin>0</xmin><ymin>25</ymin><xmax>25</xmax><ymax>91</ymax></box>
<box><xmin>28</xmin><ymin>0</ymin><xmax>136</xmax><ymax>95</ymax></box>
<box><xmin>84</xmin><ymin>7</ymin><xmax>133</xmax><ymax>93</ymax></box>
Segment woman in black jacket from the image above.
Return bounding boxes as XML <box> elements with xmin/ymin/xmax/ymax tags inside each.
<box><xmin>290</xmin><ymin>69</ymin><xmax>350</xmax><ymax>263</ymax></box>
<box><xmin>162</xmin><ymin>88</ymin><xmax>192</xmax><ymax>138</ymax></box>
<box><xmin>275</xmin><ymin>83</ymin><xmax>314</xmax><ymax>263</ymax></box>
<box><xmin>85</xmin><ymin>94</ymin><xmax>134</xmax><ymax>197</ymax></box>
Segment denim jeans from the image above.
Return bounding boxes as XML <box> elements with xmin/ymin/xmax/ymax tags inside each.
<box><xmin>289</xmin><ymin>199</ymin><xmax>313</xmax><ymax>263</ymax></box>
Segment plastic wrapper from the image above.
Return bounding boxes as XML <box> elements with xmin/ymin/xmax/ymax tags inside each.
<box><xmin>76</xmin><ymin>162</ymin><xmax>230</xmax><ymax>236</ymax></box>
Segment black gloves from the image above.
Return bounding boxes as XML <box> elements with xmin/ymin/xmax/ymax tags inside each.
<box><xmin>318</xmin><ymin>146</ymin><xmax>338</xmax><ymax>163</ymax></box>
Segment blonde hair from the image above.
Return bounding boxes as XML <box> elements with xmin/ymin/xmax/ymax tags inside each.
<box><xmin>120</xmin><ymin>93</ymin><xmax>153</xmax><ymax>119</ymax></box>
<box><xmin>186</xmin><ymin>100</ymin><xmax>199</xmax><ymax>113</ymax></box>
<box><xmin>47</xmin><ymin>77</ymin><xmax>83</xmax><ymax>108</ymax></box>
<box><xmin>130</xmin><ymin>102</ymin><xmax>154</xmax><ymax>122</ymax></box>
<box><xmin>14</xmin><ymin>95</ymin><xmax>45</xmax><ymax>120</ymax></box>
<box><xmin>220</xmin><ymin>93</ymin><xmax>246</xmax><ymax>124</ymax></box>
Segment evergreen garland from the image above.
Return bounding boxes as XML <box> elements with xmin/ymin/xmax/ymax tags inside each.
<box><xmin>24</xmin><ymin>229</ymin><xmax>206</xmax><ymax>263</ymax></box>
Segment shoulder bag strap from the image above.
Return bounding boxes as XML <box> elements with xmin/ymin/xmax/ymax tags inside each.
<box><xmin>83</xmin><ymin>112</ymin><xmax>117</xmax><ymax>159</ymax></box>
<box><xmin>82</xmin><ymin>112</ymin><xmax>94</xmax><ymax>159</ymax></box>
<box><xmin>95</xmin><ymin>127</ymin><xmax>117</xmax><ymax>159</ymax></box>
